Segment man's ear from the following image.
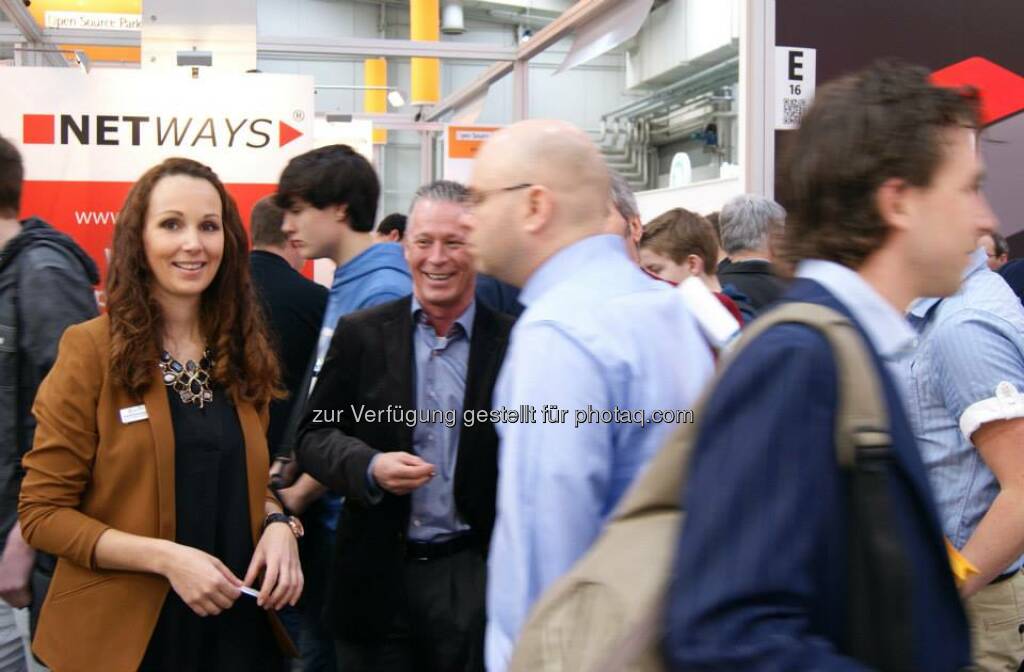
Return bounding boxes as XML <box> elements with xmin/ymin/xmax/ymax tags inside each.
<box><xmin>686</xmin><ymin>254</ymin><xmax>705</xmax><ymax>277</ymax></box>
<box><xmin>629</xmin><ymin>217</ymin><xmax>644</xmax><ymax>245</ymax></box>
<box><xmin>333</xmin><ymin>203</ymin><xmax>349</xmax><ymax>226</ymax></box>
<box><xmin>523</xmin><ymin>185</ymin><xmax>555</xmax><ymax>235</ymax></box>
<box><xmin>875</xmin><ymin>177</ymin><xmax>913</xmax><ymax>233</ymax></box>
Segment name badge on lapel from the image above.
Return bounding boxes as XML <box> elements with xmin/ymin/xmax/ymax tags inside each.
<box><xmin>119</xmin><ymin>405</ymin><xmax>149</xmax><ymax>424</ymax></box>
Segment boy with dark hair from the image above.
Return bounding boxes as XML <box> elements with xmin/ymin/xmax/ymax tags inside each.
<box><xmin>273</xmin><ymin>144</ymin><xmax>410</xmax><ymax>672</ymax></box>
<box><xmin>373</xmin><ymin>213</ymin><xmax>407</xmax><ymax>243</ymax></box>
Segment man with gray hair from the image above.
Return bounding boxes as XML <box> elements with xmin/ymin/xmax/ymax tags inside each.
<box><xmin>296</xmin><ymin>179</ymin><xmax>513</xmax><ymax>672</ymax></box>
<box><xmin>604</xmin><ymin>170</ymin><xmax>644</xmax><ymax>262</ymax></box>
<box><xmin>715</xmin><ymin>193</ymin><xmax>789</xmax><ymax>312</ymax></box>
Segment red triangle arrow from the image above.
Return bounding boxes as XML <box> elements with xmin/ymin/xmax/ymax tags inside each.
<box><xmin>279</xmin><ymin>121</ymin><xmax>303</xmax><ymax>147</ymax></box>
<box><xmin>931</xmin><ymin>57</ymin><xmax>1024</xmax><ymax>126</ymax></box>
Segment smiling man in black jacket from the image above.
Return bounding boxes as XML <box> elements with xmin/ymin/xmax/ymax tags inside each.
<box><xmin>0</xmin><ymin>135</ymin><xmax>99</xmax><ymax>661</ymax></box>
<box><xmin>296</xmin><ymin>180</ymin><xmax>512</xmax><ymax>672</ymax></box>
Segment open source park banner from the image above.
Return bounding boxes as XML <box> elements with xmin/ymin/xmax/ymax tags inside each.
<box><xmin>0</xmin><ymin>68</ymin><xmax>315</xmax><ymax>302</ymax></box>
<box><xmin>774</xmin><ymin>1</ymin><xmax>1024</xmax><ymax>255</ymax></box>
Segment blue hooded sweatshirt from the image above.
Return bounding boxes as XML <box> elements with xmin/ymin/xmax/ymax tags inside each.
<box><xmin>312</xmin><ymin>242</ymin><xmax>410</xmax><ymax>531</ymax></box>
<box><xmin>313</xmin><ymin>241</ymin><xmax>411</xmax><ymax>378</ymax></box>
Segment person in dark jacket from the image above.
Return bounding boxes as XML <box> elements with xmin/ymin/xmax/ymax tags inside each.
<box><xmin>0</xmin><ymin>135</ymin><xmax>99</xmax><ymax>663</ymax></box>
<box><xmin>716</xmin><ymin>193</ymin><xmax>789</xmax><ymax>313</ymax></box>
<box><xmin>663</xmin><ymin>60</ymin><xmax>977</xmax><ymax>671</ymax></box>
<box><xmin>248</xmin><ymin>196</ymin><xmax>327</xmax><ymax>460</ymax></box>
<box><xmin>296</xmin><ymin>180</ymin><xmax>513</xmax><ymax>671</ymax></box>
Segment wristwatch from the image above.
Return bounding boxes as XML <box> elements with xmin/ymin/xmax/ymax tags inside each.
<box><xmin>262</xmin><ymin>512</ymin><xmax>304</xmax><ymax>539</ymax></box>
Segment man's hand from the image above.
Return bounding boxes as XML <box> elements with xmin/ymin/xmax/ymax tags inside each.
<box><xmin>0</xmin><ymin>524</ymin><xmax>34</xmax><ymax>608</ymax></box>
<box><xmin>372</xmin><ymin>452</ymin><xmax>435</xmax><ymax>495</ymax></box>
<box><xmin>276</xmin><ymin>474</ymin><xmax>328</xmax><ymax>516</ymax></box>
<box><xmin>269</xmin><ymin>457</ymin><xmax>300</xmax><ymax>490</ymax></box>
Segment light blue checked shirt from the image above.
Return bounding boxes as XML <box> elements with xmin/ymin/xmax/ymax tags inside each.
<box><xmin>485</xmin><ymin>234</ymin><xmax>714</xmax><ymax>672</ymax></box>
<box><xmin>899</xmin><ymin>248</ymin><xmax>1024</xmax><ymax>572</ymax></box>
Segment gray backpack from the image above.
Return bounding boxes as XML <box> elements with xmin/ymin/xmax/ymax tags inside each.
<box><xmin>509</xmin><ymin>302</ymin><xmax>913</xmax><ymax>672</ymax></box>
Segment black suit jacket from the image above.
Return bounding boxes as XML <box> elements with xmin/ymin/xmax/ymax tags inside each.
<box><xmin>250</xmin><ymin>251</ymin><xmax>327</xmax><ymax>455</ymax></box>
<box><xmin>295</xmin><ymin>296</ymin><xmax>513</xmax><ymax>642</ymax></box>
<box><xmin>716</xmin><ymin>258</ymin><xmax>789</xmax><ymax>313</ymax></box>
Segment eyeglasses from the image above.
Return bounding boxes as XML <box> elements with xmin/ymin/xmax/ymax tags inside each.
<box><xmin>465</xmin><ymin>183</ymin><xmax>533</xmax><ymax>209</ymax></box>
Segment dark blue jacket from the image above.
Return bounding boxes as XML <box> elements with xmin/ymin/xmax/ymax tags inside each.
<box><xmin>662</xmin><ymin>279</ymin><xmax>970</xmax><ymax>670</ymax></box>
<box><xmin>250</xmin><ymin>250</ymin><xmax>327</xmax><ymax>457</ymax></box>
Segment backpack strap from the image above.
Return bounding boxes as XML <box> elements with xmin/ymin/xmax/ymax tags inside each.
<box><xmin>732</xmin><ymin>302</ymin><xmax>891</xmax><ymax>468</ymax></box>
<box><xmin>611</xmin><ymin>301</ymin><xmax>912</xmax><ymax>669</ymax></box>
<box><xmin>614</xmin><ymin>302</ymin><xmax>890</xmax><ymax>517</ymax></box>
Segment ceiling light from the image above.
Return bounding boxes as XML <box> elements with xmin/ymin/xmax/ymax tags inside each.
<box><xmin>387</xmin><ymin>90</ymin><xmax>406</xmax><ymax>108</ymax></box>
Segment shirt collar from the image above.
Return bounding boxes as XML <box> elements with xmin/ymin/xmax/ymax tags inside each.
<box><xmin>796</xmin><ymin>259</ymin><xmax>917</xmax><ymax>359</ymax></box>
<box><xmin>411</xmin><ymin>295</ymin><xmax>476</xmax><ymax>339</ymax></box>
<box><xmin>907</xmin><ymin>246</ymin><xmax>989</xmax><ymax>322</ymax></box>
<box><xmin>520</xmin><ymin>234</ymin><xmax>627</xmax><ymax>307</ymax></box>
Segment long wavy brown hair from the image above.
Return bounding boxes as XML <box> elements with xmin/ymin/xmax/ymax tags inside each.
<box><xmin>106</xmin><ymin>158</ymin><xmax>282</xmax><ymax>407</ymax></box>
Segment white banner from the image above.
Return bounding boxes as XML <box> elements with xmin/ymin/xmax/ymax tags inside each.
<box><xmin>1</xmin><ymin>68</ymin><xmax>315</xmax><ymax>184</ymax></box>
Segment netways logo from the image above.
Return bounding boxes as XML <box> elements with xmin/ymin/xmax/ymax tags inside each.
<box><xmin>22</xmin><ymin>114</ymin><xmax>304</xmax><ymax>148</ymax></box>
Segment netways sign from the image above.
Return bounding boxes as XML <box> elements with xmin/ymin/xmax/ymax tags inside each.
<box><xmin>22</xmin><ymin>114</ymin><xmax>304</xmax><ymax>149</ymax></box>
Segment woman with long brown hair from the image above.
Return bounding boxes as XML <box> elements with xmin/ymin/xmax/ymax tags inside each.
<box><xmin>18</xmin><ymin>157</ymin><xmax>302</xmax><ymax>671</ymax></box>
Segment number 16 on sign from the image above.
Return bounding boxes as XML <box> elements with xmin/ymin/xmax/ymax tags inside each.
<box><xmin>775</xmin><ymin>46</ymin><xmax>817</xmax><ymax>130</ymax></box>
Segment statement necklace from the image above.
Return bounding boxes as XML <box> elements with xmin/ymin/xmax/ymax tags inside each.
<box><xmin>158</xmin><ymin>349</ymin><xmax>213</xmax><ymax>408</ymax></box>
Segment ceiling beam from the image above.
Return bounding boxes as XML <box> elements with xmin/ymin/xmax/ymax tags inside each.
<box><xmin>516</xmin><ymin>0</ymin><xmax>623</xmax><ymax>61</ymax></box>
<box><xmin>0</xmin><ymin>26</ymin><xmax>517</xmax><ymax>61</ymax></box>
<box><xmin>426</xmin><ymin>0</ymin><xmax>629</xmax><ymax>122</ymax></box>
<box><xmin>259</xmin><ymin>35</ymin><xmax>516</xmax><ymax>61</ymax></box>
<box><xmin>466</xmin><ymin>0</ymin><xmax>571</xmax><ymax>15</ymax></box>
<box><xmin>425</xmin><ymin>60</ymin><xmax>513</xmax><ymax>122</ymax></box>
<box><xmin>0</xmin><ymin>0</ymin><xmax>68</xmax><ymax>66</ymax></box>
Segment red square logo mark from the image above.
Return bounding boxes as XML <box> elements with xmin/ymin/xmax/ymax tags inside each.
<box><xmin>23</xmin><ymin>115</ymin><xmax>55</xmax><ymax>144</ymax></box>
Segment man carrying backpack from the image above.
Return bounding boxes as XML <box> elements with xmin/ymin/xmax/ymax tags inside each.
<box><xmin>662</xmin><ymin>61</ymin><xmax>985</xmax><ymax>669</ymax></box>
<box><xmin>0</xmin><ymin>135</ymin><xmax>99</xmax><ymax>669</ymax></box>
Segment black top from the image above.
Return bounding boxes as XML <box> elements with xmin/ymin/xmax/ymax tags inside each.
<box><xmin>716</xmin><ymin>258</ymin><xmax>789</xmax><ymax>313</ymax></box>
<box><xmin>139</xmin><ymin>388</ymin><xmax>279</xmax><ymax>672</ymax></box>
<box><xmin>250</xmin><ymin>250</ymin><xmax>327</xmax><ymax>457</ymax></box>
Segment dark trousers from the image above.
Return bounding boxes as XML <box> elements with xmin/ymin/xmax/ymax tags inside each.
<box><xmin>297</xmin><ymin>518</ymin><xmax>337</xmax><ymax>672</ymax></box>
<box><xmin>334</xmin><ymin>547</ymin><xmax>486</xmax><ymax>672</ymax></box>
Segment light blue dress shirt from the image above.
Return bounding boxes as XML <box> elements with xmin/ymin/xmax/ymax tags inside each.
<box><xmin>485</xmin><ymin>234</ymin><xmax>714</xmax><ymax>672</ymax></box>
<box><xmin>898</xmin><ymin>248</ymin><xmax>1024</xmax><ymax>572</ymax></box>
<box><xmin>795</xmin><ymin>259</ymin><xmax>918</xmax><ymax>375</ymax></box>
<box><xmin>407</xmin><ymin>297</ymin><xmax>474</xmax><ymax>542</ymax></box>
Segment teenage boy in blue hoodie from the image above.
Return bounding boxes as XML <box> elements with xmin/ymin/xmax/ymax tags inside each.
<box><xmin>273</xmin><ymin>144</ymin><xmax>411</xmax><ymax>672</ymax></box>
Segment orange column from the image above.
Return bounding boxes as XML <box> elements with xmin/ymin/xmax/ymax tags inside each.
<box><xmin>410</xmin><ymin>0</ymin><xmax>441</xmax><ymax>105</ymax></box>
<box><xmin>364</xmin><ymin>58</ymin><xmax>388</xmax><ymax>145</ymax></box>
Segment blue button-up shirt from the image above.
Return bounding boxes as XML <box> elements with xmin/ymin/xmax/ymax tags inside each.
<box><xmin>795</xmin><ymin>259</ymin><xmax>918</xmax><ymax>377</ymax></box>
<box><xmin>485</xmin><ymin>234</ymin><xmax>714</xmax><ymax>672</ymax></box>
<box><xmin>898</xmin><ymin>248</ymin><xmax>1024</xmax><ymax>571</ymax></box>
<box><xmin>407</xmin><ymin>297</ymin><xmax>474</xmax><ymax>542</ymax></box>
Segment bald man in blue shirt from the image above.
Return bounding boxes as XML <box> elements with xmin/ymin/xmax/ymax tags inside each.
<box><xmin>463</xmin><ymin>119</ymin><xmax>714</xmax><ymax>672</ymax></box>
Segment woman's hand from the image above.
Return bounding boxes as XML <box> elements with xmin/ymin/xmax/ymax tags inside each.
<box><xmin>162</xmin><ymin>544</ymin><xmax>243</xmax><ymax>617</ymax></box>
<box><xmin>244</xmin><ymin>522</ymin><xmax>303</xmax><ymax>610</ymax></box>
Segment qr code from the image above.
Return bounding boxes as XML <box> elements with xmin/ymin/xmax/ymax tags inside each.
<box><xmin>783</xmin><ymin>98</ymin><xmax>808</xmax><ymax>126</ymax></box>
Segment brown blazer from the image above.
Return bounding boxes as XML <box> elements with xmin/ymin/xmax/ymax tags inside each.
<box><xmin>17</xmin><ymin>315</ymin><xmax>294</xmax><ymax>672</ymax></box>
